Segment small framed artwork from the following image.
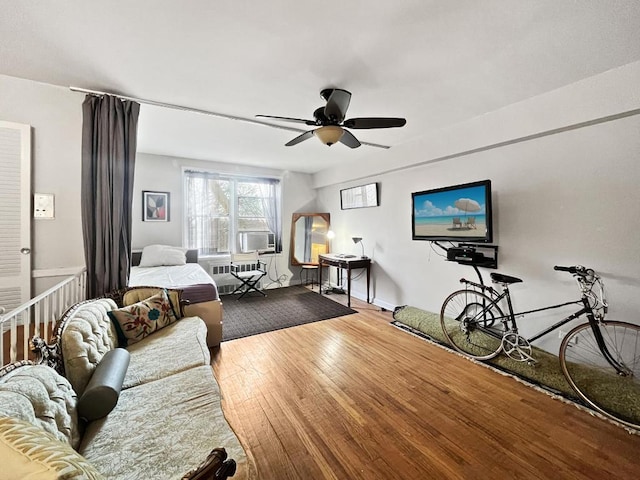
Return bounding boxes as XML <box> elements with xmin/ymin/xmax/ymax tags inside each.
<box><xmin>340</xmin><ymin>183</ymin><xmax>380</xmax><ymax>210</ymax></box>
<box><xmin>142</xmin><ymin>191</ymin><xmax>170</xmax><ymax>222</ymax></box>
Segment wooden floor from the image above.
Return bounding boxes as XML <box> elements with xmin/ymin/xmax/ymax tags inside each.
<box><xmin>212</xmin><ymin>291</ymin><xmax>640</xmax><ymax>480</ymax></box>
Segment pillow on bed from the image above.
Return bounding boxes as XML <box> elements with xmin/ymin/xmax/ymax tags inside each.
<box><xmin>107</xmin><ymin>289</ymin><xmax>178</xmax><ymax>346</ymax></box>
<box><xmin>138</xmin><ymin>245</ymin><xmax>188</xmax><ymax>267</ymax></box>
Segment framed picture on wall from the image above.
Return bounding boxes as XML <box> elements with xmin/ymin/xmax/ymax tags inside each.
<box><xmin>142</xmin><ymin>191</ymin><xmax>170</xmax><ymax>222</ymax></box>
<box><xmin>340</xmin><ymin>183</ymin><xmax>379</xmax><ymax>210</ymax></box>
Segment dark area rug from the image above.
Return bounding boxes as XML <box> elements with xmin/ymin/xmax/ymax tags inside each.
<box><xmin>221</xmin><ymin>286</ymin><xmax>357</xmax><ymax>341</ymax></box>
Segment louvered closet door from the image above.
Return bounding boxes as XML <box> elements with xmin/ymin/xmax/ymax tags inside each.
<box><xmin>0</xmin><ymin>122</ymin><xmax>31</xmax><ymax>315</ymax></box>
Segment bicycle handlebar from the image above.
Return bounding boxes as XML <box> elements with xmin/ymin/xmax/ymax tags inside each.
<box><xmin>554</xmin><ymin>265</ymin><xmax>590</xmax><ymax>276</ymax></box>
<box><xmin>555</xmin><ymin>265</ymin><xmax>599</xmax><ymax>286</ymax></box>
<box><xmin>554</xmin><ymin>265</ymin><xmax>607</xmax><ymax>316</ymax></box>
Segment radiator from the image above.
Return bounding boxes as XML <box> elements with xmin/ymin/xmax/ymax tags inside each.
<box><xmin>205</xmin><ymin>259</ymin><xmax>263</xmax><ymax>295</ymax></box>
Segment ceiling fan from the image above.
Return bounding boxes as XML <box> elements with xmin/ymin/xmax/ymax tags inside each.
<box><xmin>256</xmin><ymin>88</ymin><xmax>406</xmax><ymax>148</ymax></box>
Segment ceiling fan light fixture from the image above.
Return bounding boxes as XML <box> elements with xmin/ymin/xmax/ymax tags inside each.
<box><xmin>314</xmin><ymin>125</ymin><xmax>344</xmax><ymax>146</ymax></box>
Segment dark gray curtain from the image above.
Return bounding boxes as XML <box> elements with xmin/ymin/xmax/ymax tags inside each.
<box><xmin>81</xmin><ymin>94</ymin><xmax>140</xmax><ymax>298</ymax></box>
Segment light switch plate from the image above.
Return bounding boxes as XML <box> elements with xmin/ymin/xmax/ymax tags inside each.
<box><xmin>34</xmin><ymin>193</ymin><xmax>55</xmax><ymax>219</ymax></box>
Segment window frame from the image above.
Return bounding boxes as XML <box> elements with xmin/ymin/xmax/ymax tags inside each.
<box><xmin>182</xmin><ymin>169</ymin><xmax>282</xmax><ymax>256</ymax></box>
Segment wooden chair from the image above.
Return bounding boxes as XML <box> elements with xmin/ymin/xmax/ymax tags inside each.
<box><xmin>452</xmin><ymin>217</ymin><xmax>462</xmax><ymax>229</ymax></box>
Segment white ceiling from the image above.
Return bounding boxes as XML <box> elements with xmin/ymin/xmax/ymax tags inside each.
<box><xmin>2</xmin><ymin>1</ymin><xmax>640</xmax><ymax>174</ymax></box>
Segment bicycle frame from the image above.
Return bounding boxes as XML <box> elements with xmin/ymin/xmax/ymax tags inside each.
<box><xmin>463</xmin><ymin>279</ymin><xmax>630</xmax><ymax>375</ymax></box>
<box><xmin>461</xmin><ymin>280</ymin><xmax>582</xmax><ymax>337</ymax></box>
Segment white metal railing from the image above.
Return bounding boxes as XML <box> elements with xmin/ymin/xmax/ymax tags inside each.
<box><xmin>1</xmin><ymin>268</ymin><xmax>87</xmax><ymax>368</ymax></box>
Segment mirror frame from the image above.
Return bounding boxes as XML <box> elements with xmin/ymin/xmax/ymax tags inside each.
<box><xmin>290</xmin><ymin>212</ymin><xmax>330</xmax><ymax>266</ymax></box>
<box><xmin>340</xmin><ymin>182</ymin><xmax>379</xmax><ymax>209</ymax></box>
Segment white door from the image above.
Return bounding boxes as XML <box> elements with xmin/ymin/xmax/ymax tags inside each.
<box><xmin>0</xmin><ymin>121</ymin><xmax>31</xmax><ymax>316</ymax></box>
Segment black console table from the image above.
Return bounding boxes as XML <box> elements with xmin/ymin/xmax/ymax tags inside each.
<box><xmin>318</xmin><ymin>254</ymin><xmax>371</xmax><ymax>308</ymax></box>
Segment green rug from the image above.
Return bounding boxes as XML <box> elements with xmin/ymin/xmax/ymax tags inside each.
<box><xmin>392</xmin><ymin>305</ymin><xmax>581</xmax><ymax>401</ymax></box>
<box><xmin>393</xmin><ymin>305</ymin><xmax>640</xmax><ymax>433</ymax></box>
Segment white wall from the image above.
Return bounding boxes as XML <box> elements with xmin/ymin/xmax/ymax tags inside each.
<box><xmin>132</xmin><ymin>152</ymin><xmax>318</xmax><ymax>287</ymax></box>
<box><xmin>0</xmin><ymin>73</ymin><xmax>320</xmax><ymax>295</ymax></box>
<box><xmin>314</xmin><ymin>62</ymin><xmax>640</xmax><ymax>353</ymax></box>
<box><xmin>3</xmin><ymin>59</ymin><xmax>638</xmax><ymax>349</ymax></box>
<box><xmin>0</xmin><ymin>74</ymin><xmax>86</xmax><ymax>294</ymax></box>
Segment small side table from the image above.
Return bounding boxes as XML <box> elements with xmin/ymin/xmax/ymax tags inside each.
<box><xmin>318</xmin><ymin>254</ymin><xmax>371</xmax><ymax>307</ymax></box>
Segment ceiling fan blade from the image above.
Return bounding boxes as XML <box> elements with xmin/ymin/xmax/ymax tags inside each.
<box><xmin>343</xmin><ymin>117</ymin><xmax>407</xmax><ymax>129</ymax></box>
<box><xmin>324</xmin><ymin>89</ymin><xmax>351</xmax><ymax>123</ymax></box>
<box><xmin>256</xmin><ymin>115</ymin><xmax>316</xmax><ymax>126</ymax></box>
<box><xmin>285</xmin><ymin>130</ymin><xmax>315</xmax><ymax>147</ymax></box>
<box><xmin>339</xmin><ymin>129</ymin><xmax>361</xmax><ymax>149</ymax></box>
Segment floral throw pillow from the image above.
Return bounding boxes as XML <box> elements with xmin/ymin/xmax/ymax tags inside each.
<box><xmin>107</xmin><ymin>289</ymin><xmax>178</xmax><ymax>346</ymax></box>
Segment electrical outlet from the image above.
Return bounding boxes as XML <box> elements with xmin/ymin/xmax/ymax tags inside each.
<box><xmin>34</xmin><ymin>193</ymin><xmax>55</xmax><ymax>219</ymax></box>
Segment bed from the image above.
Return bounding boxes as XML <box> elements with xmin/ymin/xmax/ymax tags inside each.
<box><xmin>128</xmin><ymin>245</ymin><xmax>223</xmax><ymax>347</ymax></box>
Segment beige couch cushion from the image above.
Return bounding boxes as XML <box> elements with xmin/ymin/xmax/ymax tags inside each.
<box><xmin>61</xmin><ymin>299</ymin><xmax>119</xmax><ymax>396</ymax></box>
<box><xmin>0</xmin><ymin>364</ymin><xmax>81</xmax><ymax>449</ymax></box>
<box><xmin>80</xmin><ymin>365</ymin><xmax>246</xmax><ymax>480</ymax></box>
<box><xmin>123</xmin><ymin>316</ymin><xmax>211</xmax><ymax>389</ymax></box>
<box><xmin>0</xmin><ymin>416</ymin><xmax>104</xmax><ymax>480</ymax></box>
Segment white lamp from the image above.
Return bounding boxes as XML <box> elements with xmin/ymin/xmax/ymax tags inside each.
<box><xmin>326</xmin><ymin>230</ymin><xmax>335</xmax><ymax>253</ymax></box>
<box><xmin>325</xmin><ymin>230</ymin><xmax>344</xmax><ymax>293</ymax></box>
<box><xmin>314</xmin><ymin>126</ymin><xmax>344</xmax><ymax>146</ymax></box>
<box><xmin>352</xmin><ymin>236</ymin><xmax>366</xmax><ymax>258</ymax></box>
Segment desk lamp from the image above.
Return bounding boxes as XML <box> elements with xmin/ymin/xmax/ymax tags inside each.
<box><xmin>352</xmin><ymin>237</ymin><xmax>367</xmax><ymax>259</ymax></box>
<box><xmin>326</xmin><ymin>230</ymin><xmax>335</xmax><ymax>253</ymax></box>
<box><xmin>324</xmin><ymin>230</ymin><xmax>345</xmax><ymax>293</ymax></box>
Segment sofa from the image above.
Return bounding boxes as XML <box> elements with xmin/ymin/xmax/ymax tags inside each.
<box><xmin>0</xmin><ymin>291</ymin><xmax>252</xmax><ymax>480</ymax></box>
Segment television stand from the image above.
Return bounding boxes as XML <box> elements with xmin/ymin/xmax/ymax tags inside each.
<box><xmin>448</xmin><ymin>243</ymin><xmax>498</xmax><ymax>269</ymax></box>
<box><xmin>433</xmin><ymin>242</ymin><xmax>498</xmax><ymax>287</ymax></box>
<box><xmin>431</xmin><ymin>242</ymin><xmax>499</xmax><ymax>267</ymax></box>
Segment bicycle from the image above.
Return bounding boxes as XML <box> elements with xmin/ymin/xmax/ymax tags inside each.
<box><xmin>439</xmin><ymin>265</ymin><xmax>640</xmax><ymax>430</ymax></box>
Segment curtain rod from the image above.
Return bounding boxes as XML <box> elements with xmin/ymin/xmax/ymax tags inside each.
<box><xmin>69</xmin><ymin>86</ymin><xmax>389</xmax><ymax>149</ymax></box>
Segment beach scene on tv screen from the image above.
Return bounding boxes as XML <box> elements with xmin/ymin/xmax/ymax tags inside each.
<box><xmin>414</xmin><ymin>185</ymin><xmax>487</xmax><ymax>237</ymax></box>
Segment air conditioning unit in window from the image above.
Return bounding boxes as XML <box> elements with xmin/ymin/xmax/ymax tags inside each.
<box><xmin>239</xmin><ymin>232</ymin><xmax>275</xmax><ymax>253</ymax></box>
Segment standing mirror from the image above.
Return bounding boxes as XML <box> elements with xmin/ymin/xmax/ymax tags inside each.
<box><xmin>290</xmin><ymin>213</ymin><xmax>330</xmax><ymax>266</ymax></box>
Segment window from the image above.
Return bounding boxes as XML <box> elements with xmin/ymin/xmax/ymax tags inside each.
<box><xmin>184</xmin><ymin>170</ymin><xmax>282</xmax><ymax>255</ymax></box>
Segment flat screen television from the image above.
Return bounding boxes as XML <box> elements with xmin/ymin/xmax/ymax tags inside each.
<box><xmin>412</xmin><ymin>179</ymin><xmax>493</xmax><ymax>243</ymax></box>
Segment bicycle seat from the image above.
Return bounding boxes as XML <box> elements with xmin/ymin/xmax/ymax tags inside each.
<box><xmin>490</xmin><ymin>273</ymin><xmax>523</xmax><ymax>285</ymax></box>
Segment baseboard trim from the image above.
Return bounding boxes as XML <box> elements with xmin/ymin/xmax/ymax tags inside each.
<box><xmin>349</xmin><ymin>290</ymin><xmax>396</xmax><ymax>312</ymax></box>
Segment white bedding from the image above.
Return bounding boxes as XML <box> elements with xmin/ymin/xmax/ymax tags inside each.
<box><xmin>129</xmin><ymin>264</ymin><xmax>216</xmax><ymax>289</ymax></box>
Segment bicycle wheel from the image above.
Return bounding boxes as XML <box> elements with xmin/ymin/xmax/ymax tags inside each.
<box><xmin>560</xmin><ymin>321</ymin><xmax>640</xmax><ymax>429</ymax></box>
<box><xmin>440</xmin><ymin>289</ymin><xmax>507</xmax><ymax>361</ymax></box>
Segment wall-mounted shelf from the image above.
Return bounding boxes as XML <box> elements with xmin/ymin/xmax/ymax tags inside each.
<box><xmin>446</xmin><ymin>243</ymin><xmax>499</xmax><ymax>269</ymax></box>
